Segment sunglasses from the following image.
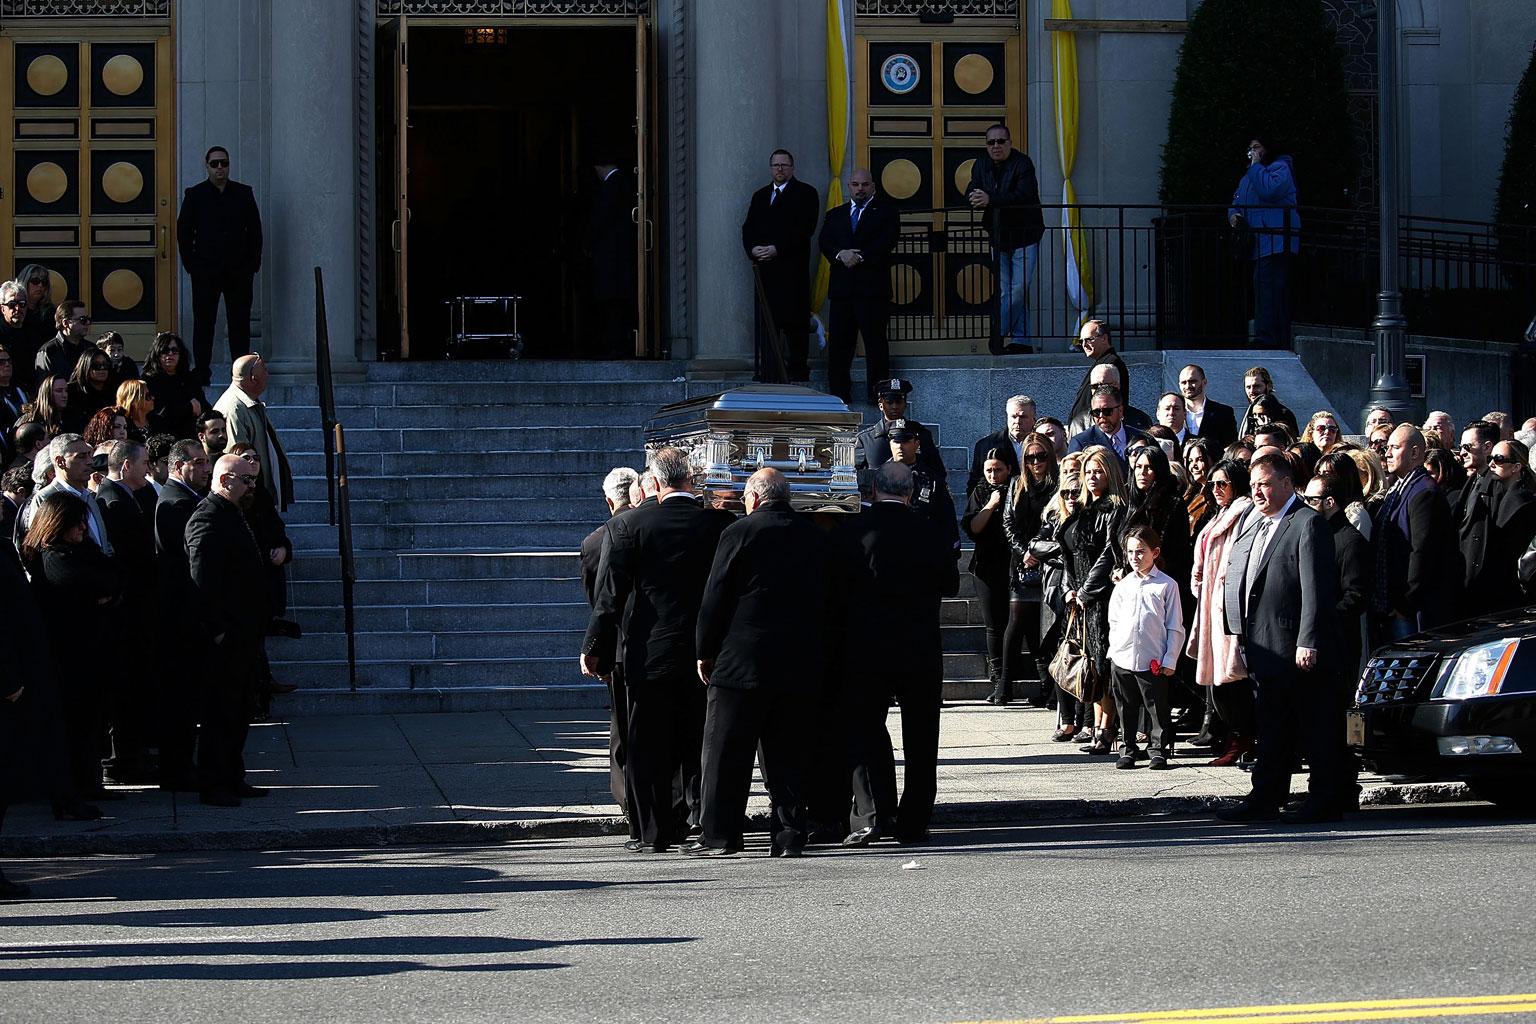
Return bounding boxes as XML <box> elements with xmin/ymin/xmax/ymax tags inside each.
<box><xmin>70</xmin><ymin>315</ymin><xmax>91</xmax><ymax>324</ymax></box>
<box><xmin>1024</xmin><ymin>454</ymin><xmax>1050</xmax><ymax>464</ymax></box>
<box><xmin>208</xmin><ymin>159</ymin><xmax>230</xmax><ymax>168</ymax></box>
<box><xmin>1490</xmin><ymin>454</ymin><xmax>1520</xmax><ymax>466</ymax></box>
<box><xmin>1315</xmin><ymin>423</ymin><xmax>1338</xmax><ymax>433</ymax></box>
<box><xmin>1</xmin><ymin>300</ymin><xmax>24</xmax><ymax>310</ymax></box>
<box><xmin>1090</xmin><ymin>407</ymin><xmax>1120</xmax><ymax>418</ymax></box>
<box><xmin>985</xmin><ymin>138</ymin><xmax>1009</xmax><ymax>146</ymax></box>
<box><xmin>1211</xmin><ymin>479</ymin><xmax>1232</xmax><ymax>488</ymax></box>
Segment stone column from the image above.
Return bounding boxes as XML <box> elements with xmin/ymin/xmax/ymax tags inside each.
<box><xmin>265</xmin><ymin>0</ymin><xmax>362</xmax><ymax>380</ymax></box>
<box><xmin>687</xmin><ymin>2</ymin><xmax>783</xmax><ymax>369</ymax></box>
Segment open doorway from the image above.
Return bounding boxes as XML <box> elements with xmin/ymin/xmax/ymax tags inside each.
<box><xmin>376</xmin><ymin>23</ymin><xmax>644</xmax><ymax>360</ymax></box>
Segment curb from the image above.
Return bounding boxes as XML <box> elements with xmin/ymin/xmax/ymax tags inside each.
<box><xmin>0</xmin><ymin>782</ymin><xmax>1476</xmax><ymax>858</ymax></box>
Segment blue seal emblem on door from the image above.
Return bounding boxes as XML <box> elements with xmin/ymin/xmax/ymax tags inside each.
<box><xmin>880</xmin><ymin>53</ymin><xmax>920</xmax><ymax>95</ymax></box>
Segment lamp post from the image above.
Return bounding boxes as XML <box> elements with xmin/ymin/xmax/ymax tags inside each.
<box><xmin>1360</xmin><ymin>0</ymin><xmax>1416</xmax><ymax>427</ymax></box>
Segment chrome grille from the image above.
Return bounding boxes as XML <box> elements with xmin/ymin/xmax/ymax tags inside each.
<box><xmin>1355</xmin><ymin>653</ymin><xmax>1438</xmax><ymax>705</ymax></box>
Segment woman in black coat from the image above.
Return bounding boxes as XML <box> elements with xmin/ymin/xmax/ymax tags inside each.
<box><xmin>1461</xmin><ymin>439</ymin><xmax>1536</xmax><ymax>617</ymax></box>
<box><xmin>21</xmin><ymin>491</ymin><xmax>123</xmax><ymax>801</ymax></box>
<box><xmin>65</xmin><ymin>349</ymin><xmax>118</xmax><ymax>427</ymax></box>
<box><xmin>143</xmin><ymin>332</ymin><xmax>207</xmax><ymax>441</ymax></box>
<box><xmin>961</xmin><ymin>446</ymin><xmax>1015</xmax><ymax>703</ymax></box>
<box><xmin>996</xmin><ymin>432</ymin><xmax>1059</xmax><ymax>705</ymax></box>
<box><xmin>1059</xmin><ymin>446</ymin><xmax>1128</xmax><ymax>755</ymax></box>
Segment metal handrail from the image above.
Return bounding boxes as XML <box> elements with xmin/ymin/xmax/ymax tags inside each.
<box><xmin>314</xmin><ymin>267</ymin><xmax>357</xmax><ymax>690</ymax></box>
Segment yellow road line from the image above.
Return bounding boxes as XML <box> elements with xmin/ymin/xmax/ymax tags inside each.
<box><xmin>956</xmin><ymin>994</ymin><xmax>1536</xmax><ymax>1024</ymax></box>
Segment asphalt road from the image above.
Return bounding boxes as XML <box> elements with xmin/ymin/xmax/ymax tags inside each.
<box><xmin>1</xmin><ymin>805</ymin><xmax>1533</xmax><ymax>1024</ymax></box>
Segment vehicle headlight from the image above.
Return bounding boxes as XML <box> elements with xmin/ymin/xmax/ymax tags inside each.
<box><xmin>1438</xmin><ymin>639</ymin><xmax>1519</xmax><ymax>699</ymax></box>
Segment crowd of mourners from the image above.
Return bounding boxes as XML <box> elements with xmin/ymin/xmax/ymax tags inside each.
<box><xmin>0</xmin><ymin>267</ymin><xmax>298</xmax><ymax>898</ymax></box>
<box><xmin>579</xmin><ymin>318</ymin><xmax>1536</xmax><ymax>858</ymax></box>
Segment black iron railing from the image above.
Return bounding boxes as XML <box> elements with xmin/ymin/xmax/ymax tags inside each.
<box><xmin>884</xmin><ymin>203</ymin><xmax>1536</xmax><ymax>350</ymax></box>
<box><xmin>314</xmin><ymin>267</ymin><xmax>358</xmax><ymax>689</ymax></box>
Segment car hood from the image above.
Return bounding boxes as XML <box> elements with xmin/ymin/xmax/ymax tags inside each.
<box><xmin>1385</xmin><ymin>607</ymin><xmax>1536</xmax><ymax>655</ymax></box>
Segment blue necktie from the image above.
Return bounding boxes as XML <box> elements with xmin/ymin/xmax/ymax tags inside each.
<box><xmin>851</xmin><ymin>202</ymin><xmax>865</xmax><ymax>232</ymax></box>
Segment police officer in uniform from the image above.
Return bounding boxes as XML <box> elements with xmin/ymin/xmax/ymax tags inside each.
<box><xmin>854</xmin><ymin>378</ymin><xmax>947</xmax><ymax>483</ymax></box>
<box><xmin>888</xmin><ymin>418</ymin><xmax>960</xmax><ymax>562</ymax></box>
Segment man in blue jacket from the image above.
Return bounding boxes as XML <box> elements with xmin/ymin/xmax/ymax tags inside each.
<box><xmin>1229</xmin><ymin>138</ymin><xmax>1299</xmax><ymax>349</ymax></box>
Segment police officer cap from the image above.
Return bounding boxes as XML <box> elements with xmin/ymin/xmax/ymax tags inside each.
<box><xmin>888</xmin><ymin>418</ymin><xmax>922</xmax><ymax>442</ymax></box>
<box><xmin>876</xmin><ymin>378</ymin><xmax>913</xmax><ymax>398</ymax></box>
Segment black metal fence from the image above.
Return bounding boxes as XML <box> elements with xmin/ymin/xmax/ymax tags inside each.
<box><xmin>886</xmin><ymin>203</ymin><xmax>1536</xmax><ymax>350</ymax></box>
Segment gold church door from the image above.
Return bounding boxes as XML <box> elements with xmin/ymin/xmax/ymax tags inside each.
<box><xmin>0</xmin><ymin>29</ymin><xmax>177</xmax><ymax>359</ymax></box>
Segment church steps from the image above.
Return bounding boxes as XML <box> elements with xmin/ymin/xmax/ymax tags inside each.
<box><xmin>285</xmin><ymin>520</ymin><xmax>600</xmax><ymax>551</ymax></box>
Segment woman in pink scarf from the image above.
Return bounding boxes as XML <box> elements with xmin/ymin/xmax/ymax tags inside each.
<box><xmin>1186</xmin><ymin>458</ymin><xmax>1255</xmax><ymax>766</ymax></box>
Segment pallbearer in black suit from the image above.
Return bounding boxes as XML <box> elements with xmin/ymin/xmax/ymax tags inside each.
<box><xmin>185</xmin><ymin>455</ymin><xmax>270</xmax><ymax>806</ymax></box>
<box><xmin>741</xmin><ymin>149</ymin><xmax>820</xmax><ymax>381</ymax></box>
<box><xmin>578</xmin><ymin>466</ymin><xmax>640</xmax><ymax>830</ymax></box>
<box><xmin>685</xmin><ymin>469</ymin><xmax>838</xmax><ymax>857</ymax></box>
<box><xmin>842</xmin><ymin>462</ymin><xmax>960</xmax><ymax>847</ymax></box>
<box><xmin>817</xmin><ymin>168</ymin><xmax>899</xmax><ymax>404</ymax></box>
<box><xmin>96</xmin><ymin>441</ymin><xmax>158</xmax><ymax>783</ymax></box>
<box><xmin>154</xmin><ymin>440</ymin><xmax>212</xmax><ymax>792</ymax></box>
<box><xmin>581</xmin><ymin>448</ymin><xmax>733</xmax><ymax>853</ymax></box>
<box><xmin>1217</xmin><ymin>453</ymin><xmax>1344</xmax><ymax>825</ymax></box>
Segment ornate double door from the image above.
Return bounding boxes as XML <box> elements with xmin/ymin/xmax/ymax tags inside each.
<box><xmin>0</xmin><ymin>27</ymin><xmax>176</xmax><ymax>355</ymax></box>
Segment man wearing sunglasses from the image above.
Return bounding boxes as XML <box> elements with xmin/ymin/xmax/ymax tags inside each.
<box><xmin>1452</xmin><ymin>420</ymin><xmax>1498</xmax><ymax>527</ymax></box>
<box><xmin>1066</xmin><ymin>384</ymin><xmax>1147</xmax><ymax>470</ymax></box>
<box><xmin>177</xmin><ymin>146</ymin><xmax>263</xmax><ymax>386</ymax></box>
<box><xmin>0</xmin><ymin>281</ymin><xmax>36</xmax><ymax>393</ymax></box>
<box><xmin>33</xmin><ymin>300</ymin><xmax>93</xmax><ymax>382</ymax></box>
<box><xmin>965</xmin><ymin>124</ymin><xmax>1044</xmax><ymax>355</ymax></box>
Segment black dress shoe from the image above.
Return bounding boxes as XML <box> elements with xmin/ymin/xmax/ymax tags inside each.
<box><xmin>841</xmin><ymin>826</ymin><xmax>878</xmax><ymax>848</ymax></box>
<box><xmin>894</xmin><ymin>829</ymin><xmax>931</xmax><ymax>845</ymax></box>
<box><xmin>1279</xmin><ymin>802</ymin><xmax>1344</xmax><ymax>824</ymax></box>
<box><xmin>0</xmin><ymin>872</ymin><xmax>32</xmax><ymax>900</ymax></box>
<box><xmin>680</xmin><ymin>840</ymin><xmax>739</xmax><ymax>857</ymax></box>
<box><xmin>236</xmin><ymin>784</ymin><xmax>269</xmax><ymax>798</ymax></box>
<box><xmin>199</xmin><ymin>790</ymin><xmax>241</xmax><ymax>808</ymax></box>
<box><xmin>770</xmin><ymin>843</ymin><xmax>805</xmax><ymax>858</ymax></box>
<box><xmin>622</xmin><ymin>839</ymin><xmax>645</xmax><ymax>853</ymax></box>
<box><xmin>1215</xmin><ymin>801</ymin><xmax>1280</xmax><ymax>824</ymax></box>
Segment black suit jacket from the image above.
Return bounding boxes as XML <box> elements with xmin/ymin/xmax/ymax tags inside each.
<box><xmin>185</xmin><ymin>492</ymin><xmax>269</xmax><ymax>645</ymax></box>
<box><xmin>842</xmin><ymin>501</ymin><xmax>960</xmax><ymax>686</ymax></box>
<box><xmin>98</xmin><ymin>480</ymin><xmax>155</xmax><ymax>584</ymax></box>
<box><xmin>155</xmin><ymin>479</ymin><xmax>202</xmax><ymax>617</ymax></box>
<box><xmin>696</xmin><ymin>499</ymin><xmax>836</xmax><ymax>692</ymax></box>
<box><xmin>1330</xmin><ymin>512</ymin><xmax>1371</xmax><ymax>675</ymax></box>
<box><xmin>582</xmin><ymin>495</ymin><xmax>733</xmax><ymax>684</ymax></box>
<box><xmin>817</xmin><ymin>199</ymin><xmax>899</xmax><ymax>301</ymax></box>
<box><xmin>741</xmin><ymin>178</ymin><xmax>819</xmax><ymax>320</ymax></box>
<box><xmin>177</xmin><ymin>179</ymin><xmax>263</xmax><ymax>278</ymax></box>
<box><xmin>585</xmin><ymin>168</ymin><xmax>637</xmax><ymax>302</ymax></box>
<box><xmin>965</xmin><ymin>428</ymin><xmax>1021</xmax><ymax>497</ymax></box>
<box><xmin>580</xmin><ymin>522</ymin><xmax>608</xmax><ymax>608</ymax></box>
<box><xmin>1223</xmin><ymin>499</ymin><xmax>1339</xmax><ymax>684</ymax></box>
<box><xmin>1189</xmin><ymin>398</ymin><xmax>1239</xmax><ymax>452</ymax></box>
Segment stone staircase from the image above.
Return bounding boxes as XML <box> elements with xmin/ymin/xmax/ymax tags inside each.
<box><xmin>262</xmin><ymin>359</ymin><xmax>999</xmax><ymax>712</ymax></box>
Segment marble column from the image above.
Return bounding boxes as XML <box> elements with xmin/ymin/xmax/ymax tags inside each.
<box><xmin>265</xmin><ymin>0</ymin><xmax>362</xmax><ymax>379</ymax></box>
<box><xmin>687</xmin><ymin>2</ymin><xmax>785</xmax><ymax>369</ymax></box>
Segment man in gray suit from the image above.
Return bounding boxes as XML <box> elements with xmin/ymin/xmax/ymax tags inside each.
<box><xmin>1216</xmin><ymin>452</ymin><xmax>1343</xmax><ymax>825</ymax></box>
<box><xmin>24</xmin><ymin>434</ymin><xmax>113</xmax><ymax>557</ymax></box>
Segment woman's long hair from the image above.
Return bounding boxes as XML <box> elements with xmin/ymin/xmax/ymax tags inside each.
<box><xmin>116</xmin><ymin>379</ymin><xmax>152</xmax><ymax>425</ymax></box>
<box><xmin>1128</xmin><ymin>443</ymin><xmax>1178</xmax><ymax>514</ymax></box>
<box><xmin>143</xmin><ymin>331</ymin><xmax>187</xmax><ymax>379</ymax></box>
<box><xmin>82</xmin><ymin>406</ymin><xmax>127</xmax><ymax>448</ymax></box>
<box><xmin>20</xmin><ymin>490</ymin><xmax>88</xmax><ymax>565</ymax></box>
<box><xmin>1050</xmin><ymin>453</ymin><xmax>1085</xmax><ymax>523</ymax></box>
<box><xmin>22</xmin><ymin>375</ymin><xmax>67</xmax><ymax>435</ymax></box>
<box><xmin>1014</xmin><ymin>432</ymin><xmax>1059</xmax><ymax>495</ymax></box>
<box><xmin>1075</xmin><ymin>445</ymin><xmax>1126</xmax><ymax>508</ymax></box>
<box><xmin>67</xmin><ymin>348</ymin><xmax>112</xmax><ymax>394</ymax></box>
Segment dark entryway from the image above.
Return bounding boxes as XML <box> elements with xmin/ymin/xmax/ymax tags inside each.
<box><xmin>375</xmin><ymin>23</ymin><xmax>648</xmax><ymax>360</ymax></box>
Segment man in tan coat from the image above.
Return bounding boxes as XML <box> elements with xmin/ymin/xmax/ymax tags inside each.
<box><xmin>212</xmin><ymin>354</ymin><xmax>292</xmax><ymax>512</ymax></box>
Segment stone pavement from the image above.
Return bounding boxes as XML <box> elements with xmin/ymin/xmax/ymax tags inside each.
<box><xmin>0</xmin><ymin>703</ymin><xmax>1472</xmax><ymax>856</ymax></box>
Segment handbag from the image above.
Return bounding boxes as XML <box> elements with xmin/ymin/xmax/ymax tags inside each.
<box><xmin>1047</xmin><ymin>607</ymin><xmax>1095</xmax><ymax>702</ymax></box>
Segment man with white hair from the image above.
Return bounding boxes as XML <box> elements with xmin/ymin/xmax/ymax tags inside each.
<box><xmin>0</xmin><ymin>280</ymin><xmax>35</xmax><ymax>394</ymax></box>
<box><xmin>1422</xmin><ymin>410</ymin><xmax>1455</xmax><ymax>447</ymax></box>
<box><xmin>26</xmin><ymin>434</ymin><xmax>112</xmax><ymax>555</ymax></box>
<box><xmin>580</xmin><ymin>465</ymin><xmax>641</xmax><ymax>829</ymax></box>
<box><xmin>1067</xmin><ymin>361</ymin><xmax>1152</xmax><ymax>437</ymax></box>
<box><xmin>965</xmin><ymin>394</ymin><xmax>1035</xmax><ymax>495</ymax></box>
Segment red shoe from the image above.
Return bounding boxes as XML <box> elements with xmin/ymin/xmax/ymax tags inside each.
<box><xmin>1208</xmin><ymin>735</ymin><xmax>1250</xmax><ymax>767</ymax></box>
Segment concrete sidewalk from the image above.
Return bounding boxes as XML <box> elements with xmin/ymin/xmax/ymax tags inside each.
<box><xmin>0</xmin><ymin>704</ymin><xmax>1474</xmax><ymax>856</ymax></box>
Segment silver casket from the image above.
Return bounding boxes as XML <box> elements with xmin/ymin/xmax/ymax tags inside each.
<box><xmin>644</xmin><ymin>384</ymin><xmax>862</xmax><ymax>514</ymax></box>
